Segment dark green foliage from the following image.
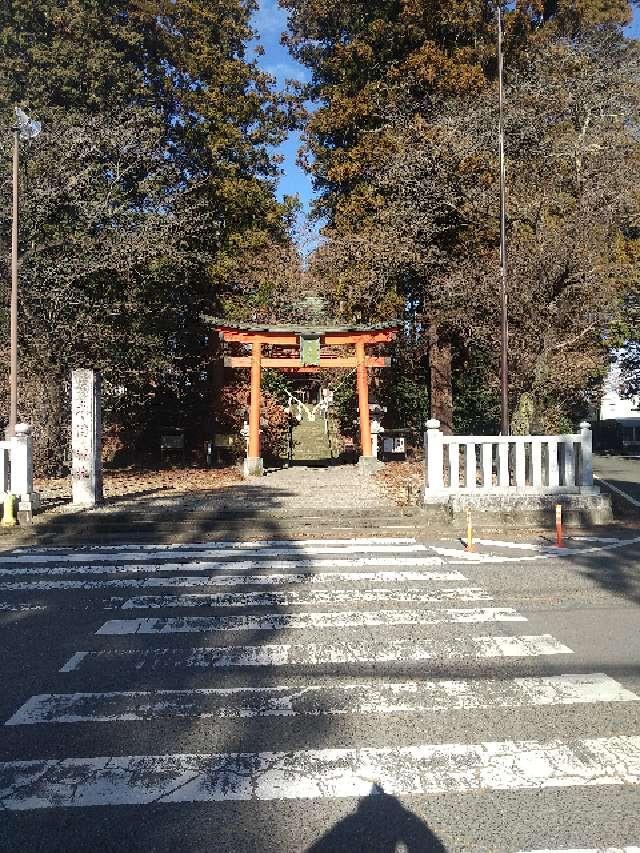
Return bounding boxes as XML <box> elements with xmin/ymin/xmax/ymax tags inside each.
<box><xmin>452</xmin><ymin>345</ymin><xmax>501</xmax><ymax>436</ymax></box>
<box><xmin>0</xmin><ymin>0</ymin><xmax>294</xmax><ymax>472</ymax></box>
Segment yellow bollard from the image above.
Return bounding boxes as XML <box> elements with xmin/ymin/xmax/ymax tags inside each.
<box><xmin>1</xmin><ymin>493</ymin><xmax>17</xmax><ymax>527</ymax></box>
<box><xmin>465</xmin><ymin>509</ymin><xmax>475</xmax><ymax>552</ymax></box>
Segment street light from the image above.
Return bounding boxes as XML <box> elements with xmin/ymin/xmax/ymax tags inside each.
<box><xmin>8</xmin><ymin>107</ymin><xmax>41</xmax><ymax>437</ymax></box>
<box><xmin>497</xmin><ymin>6</ymin><xmax>509</xmax><ymax>436</ymax></box>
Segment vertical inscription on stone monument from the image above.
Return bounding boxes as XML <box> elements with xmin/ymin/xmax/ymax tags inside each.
<box><xmin>71</xmin><ymin>369</ymin><xmax>103</xmax><ymax>506</ymax></box>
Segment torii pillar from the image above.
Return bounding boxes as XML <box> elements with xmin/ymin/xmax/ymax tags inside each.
<box><xmin>245</xmin><ymin>340</ymin><xmax>264</xmax><ymax>477</ymax></box>
<box><xmin>356</xmin><ymin>340</ymin><xmax>375</xmax><ymax>471</ymax></box>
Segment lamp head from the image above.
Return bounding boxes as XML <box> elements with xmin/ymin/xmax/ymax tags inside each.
<box><xmin>15</xmin><ymin>107</ymin><xmax>41</xmax><ymax>141</ymax></box>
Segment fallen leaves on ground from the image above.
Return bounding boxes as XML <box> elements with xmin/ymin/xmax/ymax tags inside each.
<box><xmin>375</xmin><ymin>459</ymin><xmax>423</xmax><ymax>506</ymax></box>
<box><xmin>35</xmin><ymin>467</ymin><xmax>241</xmax><ymax>502</ymax></box>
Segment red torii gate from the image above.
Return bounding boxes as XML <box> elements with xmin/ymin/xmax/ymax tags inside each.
<box><xmin>213</xmin><ymin>320</ymin><xmax>398</xmax><ymax>476</ymax></box>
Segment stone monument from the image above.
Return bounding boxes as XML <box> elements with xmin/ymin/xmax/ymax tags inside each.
<box><xmin>71</xmin><ymin>369</ymin><xmax>103</xmax><ymax>506</ymax></box>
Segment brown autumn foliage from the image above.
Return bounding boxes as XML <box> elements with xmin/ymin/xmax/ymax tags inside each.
<box><xmin>217</xmin><ymin>382</ymin><xmax>290</xmax><ymax>460</ymax></box>
<box><xmin>288</xmin><ymin>0</ymin><xmax>640</xmax><ymax>431</ymax></box>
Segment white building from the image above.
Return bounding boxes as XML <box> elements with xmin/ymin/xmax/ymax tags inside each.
<box><xmin>598</xmin><ymin>361</ymin><xmax>640</xmax><ymax>453</ymax></box>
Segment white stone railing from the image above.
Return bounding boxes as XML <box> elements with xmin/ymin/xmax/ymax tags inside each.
<box><xmin>424</xmin><ymin>419</ymin><xmax>595</xmax><ymax>500</ymax></box>
<box><xmin>0</xmin><ymin>424</ymin><xmax>40</xmax><ymax>520</ymax></box>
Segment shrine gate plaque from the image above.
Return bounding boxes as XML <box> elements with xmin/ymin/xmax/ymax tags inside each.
<box><xmin>300</xmin><ymin>334</ymin><xmax>321</xmax><ymax>366</ymax></box>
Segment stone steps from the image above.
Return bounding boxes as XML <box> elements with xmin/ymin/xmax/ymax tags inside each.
<box><xmin>291</xmin><ymin>417</ymin><xmax>335</xmax><ymax>463</ymax></box>
<box><xmin>0</xmin><ymin>507</ymin><xmax>432</xmax><ymax>546</ymax></box>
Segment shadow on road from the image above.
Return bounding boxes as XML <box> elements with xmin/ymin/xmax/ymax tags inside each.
<box><xmin>565</xmin><ymin>534</ymin><xmax>640</xmax><ymax>606</ymax></box>
<box><xmin>307</xmin><ymin>784</ymin><xmax>447</xmax><ymax>853</ymax></box>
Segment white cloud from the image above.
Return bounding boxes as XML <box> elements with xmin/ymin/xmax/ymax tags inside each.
<box><xmin>264</xmin><ymin>61</ymin><xmax>309</xmax><ymax>83</ymax></box>
<box><xmin>252</xmin><ymin>0</ymin><xmax>288</xmax><ymax>38</ymax></box>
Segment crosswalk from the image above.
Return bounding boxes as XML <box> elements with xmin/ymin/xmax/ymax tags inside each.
<box><xmin>7</xmin><ymin>674</ymin><xmax>637</xmax><ymax>725</ymax></box>
<box><xmin>0</xmin><ymin>535</ymin><xmax>638</xmax><ymax>851</ymax></box>
<box><xmin>3</xmin><ymin>735</ymin><xmax>640</xmax><ymax>809</ymax></box>
<box><xmin>57</xmin><ymin>633</ymin><xmax>574</xmax><ymax>672</ymax></box>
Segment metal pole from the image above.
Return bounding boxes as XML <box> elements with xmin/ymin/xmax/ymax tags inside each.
<box><xmin>498</xmin><ymin>5</ymin><xmax>509</xmax><ymax>436</ymax></box>
<box><xmin>9</xmin><ymin>127</ymin><xmax>19</xmax><ymax>438</ymax></box>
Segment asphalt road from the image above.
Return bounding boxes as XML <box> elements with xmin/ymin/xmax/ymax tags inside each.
<box><xmin>594</xmin><ymin>453</ymin><xmax>640</xmax><ymax>507</ymax></box>
<box><xmin>0</xmin><ymin>534</ymin><xmax>639</xmax><ymax>853</ymax></box>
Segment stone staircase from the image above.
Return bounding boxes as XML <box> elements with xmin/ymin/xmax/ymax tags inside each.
<box><xmin>291</xmin><ymin>416</ymin><xmax>336</xmax><ymax>465</ymax></box>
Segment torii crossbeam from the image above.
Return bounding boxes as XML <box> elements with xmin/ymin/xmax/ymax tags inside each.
<box><xmin>210</xmin><ymin>319</ymin><xmax>398</xmax><ymax>476</ymax></box>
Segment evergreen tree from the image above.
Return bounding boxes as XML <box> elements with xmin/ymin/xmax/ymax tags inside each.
<box><xmin>0</xmin><ymin>0</ymin><xmax>294</xmax><ymax>471</ymax></box>
<box><xmin>288</xmin><ymin>0</ymin><xmax>639</xmax><ymax>431</ymax></box>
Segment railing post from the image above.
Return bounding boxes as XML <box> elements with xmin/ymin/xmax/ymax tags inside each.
<box><xmin>424</xmin><ymin>419</ymin><xmax>444</xmax><ymax>495</ymax></box>
<box><xmin>481</xmin><ymin>443</ymin><xmax>493</xmax><ymax>489</ymax></box>
<box><xmin>497</xmin><ymin>441</ymin><xmax>509</xmax><ymax>489</ymax></box>
<box><xmin>11</xmin><ymin>423</ymin><xmax>40</xmax><ymax>523</ymax></box>
<box><xmin>532</xmin><ymin>438</ymin><xmax>543</xmax><ymax>490</ymax></box>
<box><xmin>0</xmin><ymin>445</ymin><xmax>9</xmax><ymax>495</ymax></box>
<box><xmin>547</xmin><ymin>438</ymin><xmax>559</xmax><ymax>488</ymax></box>
<box><xmin>465</xmin><ymin>442</ymin><xmax>477</xmax><ymax>490</ymax></box>
<box><xmin>562</xmin><ymin>440</ymin><xmax>575</xmax><ymax>488</ymax></box>
<box><xmin>449</xmin><ymin>443</ymin><xmax>460</xmax><ymax>490</ymax></box>
<box><xmin>579</xmin><ymin>421</ymin><xmax>593</xmax><ymax>489</ymax></box>
<box><xmin>515</xmin><ymin>439</ymin><xmax>526</xmax><ymax>490</ymax></box>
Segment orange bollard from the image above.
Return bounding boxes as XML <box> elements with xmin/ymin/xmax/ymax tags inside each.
<box><xmin>555</xmin><ymin>503</ymin><xmax>564</xmax><ymax>548</ymax></box>
<box><xmin>465</xmin><ymin>509</ymin><xmax>475</xmax><ymax>552</ymax></box>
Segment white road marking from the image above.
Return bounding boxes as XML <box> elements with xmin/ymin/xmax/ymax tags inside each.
<box><xmin>595</xmin><ymin>476</ymin><xmax>640</xmax><ymax>509</ymax></box>
<box><xmin>0</xmin><ymin>569</ymin><xmax>468</xmax><ymax>590</ymax></box>
<box><xmin>0</xmin><ymin>556</ymin><xmax>451</xmax><ymax>577</ymax></box>
<box><xmin>7</xmin><ymin>674</ymin><xmax>634</xmax><ymax>725</ymax></box>
<box><xmin>431</xmin><ymin>535</ymin><xmax>640</xmax><ymax>561</ymax></box>
<box><xmin>0</xmin><ymin>602</ymin><xmax>45</xmax><ymax>612</ymax></box>
<box><xmin>467</xmin><ymin>537</ymin><xmax>624</xmax><ymax>551</ymax></box>
<box><xmin>96</xmin><ymin>607</ymin><xmax>527</xmax><ymax>635</ymax></box>
<box><xmin>115</xmin><ymin>587</ymin><xmax>492</xmax><ymax>610</ymax></box>
<box><xmin>465</xmin><ymin>539</ymin><xmax>552</xmax><ymax>551</ymax></box>
<box><xmin>0</xmin><ymin>544</ymin><xmax>430</xmax><ymax>565</ymax></box>
<box><xmin>1</xmin><ymin>735</ymin><xmax>639</xmax><ymax>809</ymax></box>
<box><xmin>571</xmin><ymin>537</ymin><xmax>625</xmax><ymax>543</ymax></box>
<box><xmin>7</xmin><ymin>538</ymin><xmax>418</xmax><ymax>554</ymax></box>
<box><xmin>59</xmin><ymin>652</ymin><xmax>88</xmax><ymax>673</ymax></box>
<box><xmin>519</xmin><ymin>848</ymin><xmax>640</xmax><ymax>852</ymax></box>
<box><xmin>58</xmin><ymin>635</ymin><xmax>573</xmax><ymax>673</ymax></box>
<box><xmin>431</xmin><ymin>546</ymin><xmax>545</xmax><ymax>562</ymax></box>
<box><xmin>4</xmin><ymin>534</ymin><xmax>638</xmax><ymax>574</ymax></box>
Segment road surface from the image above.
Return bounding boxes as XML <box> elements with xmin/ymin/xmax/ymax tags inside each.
<box><xmin>0</xmin><ymin>534</ymin><xmax>639</xmax><ymax>852</ymax></box>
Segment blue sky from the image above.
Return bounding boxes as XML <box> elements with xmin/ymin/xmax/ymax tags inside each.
<box><xmin>251</xmin><ymin>0</ymin><xmax>314</xmax><ymax>213</ymax></box>
<box><xmin>251</xmin><ymin>0</ymin><xmax>640</xmax><ymax>216</ymax></box>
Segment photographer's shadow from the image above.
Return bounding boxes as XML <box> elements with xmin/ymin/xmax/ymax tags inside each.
<box><xmin>307</xmin><ymin>784</ymin><xmax>447</xmax><ymax>853</ymax></box>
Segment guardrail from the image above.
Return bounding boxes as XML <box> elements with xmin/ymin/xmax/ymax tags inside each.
<box><xmin>424</xmin><ymin>419</ymin><xmax>594</xmax><ymax>499</ymax></box>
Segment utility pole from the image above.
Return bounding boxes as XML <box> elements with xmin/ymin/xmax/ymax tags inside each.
<box><xmin>8</xmin><ymin>108</ymin><xmax>41</xmax><ymax>438</ymax></box>
<box><xmin>9</xmin><ymin>125</ymin><xmax>19</xmax><ymax>437</ymax></box>
<box><xmin>498</xmin><ymin>5</ymin><xmax>509</xmax><ymax>436</ymax></box>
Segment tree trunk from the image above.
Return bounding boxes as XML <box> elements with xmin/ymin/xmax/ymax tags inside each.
<box><xmin>208</xmin><ymin>330</ymin><xmax>226</xmax><ymax>433</ymax></box>
<box><xmin>428</xmin><ymin>324</ymin><xmax>453</xmax><ymax>434</ymax></box>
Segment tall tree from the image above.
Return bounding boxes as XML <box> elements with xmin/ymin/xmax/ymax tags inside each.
<box><xmin>0</xmin><ymin>0</ymin><xmax>294</xmax><ymax>471</ymax></box>
<box><xmin>282</xmin><ymin>0</ymin><xmax>499</xmax><ymax>227</ymax></box>
<box><xmin>288</xmin><ymin>0</ymin><xmax>639</xmax><ymax>431</ymax></box>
